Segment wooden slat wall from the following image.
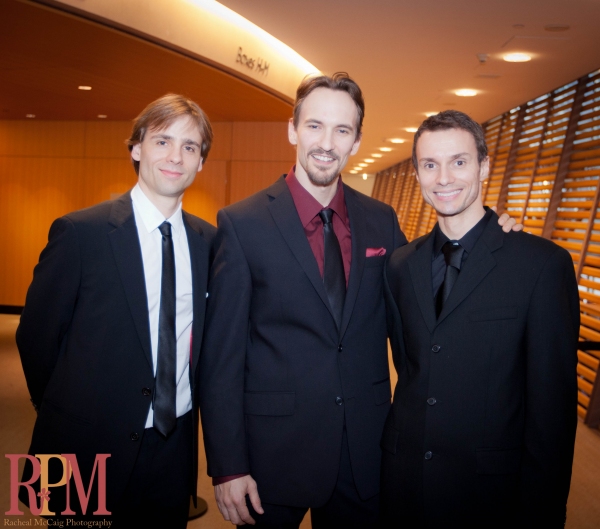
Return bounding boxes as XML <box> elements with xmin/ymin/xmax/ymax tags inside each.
<box><xmin>0</xmin><ymin>120</ymin><xmax>295</xmax><ymax>306</ymax></box>
<box><xmin>371</xmin><ymin>67</ymin><xmax>600</xmax><ymax>422</ymax></box>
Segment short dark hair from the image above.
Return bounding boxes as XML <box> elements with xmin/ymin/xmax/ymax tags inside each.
<box><xmin>127</xmin><ymin>94</ymin><xmax>213</xmax><ymax>175</ymax></box>
<box><xmin>293</xmin><ymin>72</ymin><xmax>365</xmax><ymax>138</ymax></box>
<box><xmin>412</xmin><ymin>110</ymin><xmax>487</xmax><ymax>170</ymax></box>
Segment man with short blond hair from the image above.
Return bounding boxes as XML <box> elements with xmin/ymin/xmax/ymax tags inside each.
<box><xmin>17</xmin><ymin>94</ymin><xmax>215</xmax><ymax>527</ymax></box>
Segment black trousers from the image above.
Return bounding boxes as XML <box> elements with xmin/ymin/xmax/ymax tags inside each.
<box><xmin>246</xmin><ymin>429</ymin><xmax>379</xmax><ymax>529</ymax></box>
<box><xmin>111</xmin><ymin>411</ymin><xmax>193</xmax><ymax>529</ymax></box>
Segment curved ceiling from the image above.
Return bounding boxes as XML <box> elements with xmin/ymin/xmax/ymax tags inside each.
<box><xmin>0</xmin><ymin>0</ymin><xmax>293</xmax><ymax>122</ymax></box>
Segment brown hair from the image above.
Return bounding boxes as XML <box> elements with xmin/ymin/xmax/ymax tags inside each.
<box><xmin>293</xmin><ymin>72</ymin><xmax>365</xmax><ymax>138</ymax></box>
<box><xmin>412</xmin><ymin>110</ymin><xmax>488</xmax><ymax>170</ymax></box>
<box><xmin>127</xmin><ymin>93</ymin><xmax>213</xmax><ymax>174</ymax></box>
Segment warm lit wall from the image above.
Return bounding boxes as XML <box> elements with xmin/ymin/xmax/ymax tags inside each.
<box><xmin>0</xmin><ymin>119</ymin><xmax>295</xmax><ymax>306</ymax></box>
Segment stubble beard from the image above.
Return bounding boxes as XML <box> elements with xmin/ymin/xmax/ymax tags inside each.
<box><xmin>306</xmin><ymin>150</ymin><xmax>341</xmax><ymax>187</ymax></box>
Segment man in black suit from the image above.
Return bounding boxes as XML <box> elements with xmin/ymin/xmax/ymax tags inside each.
<box><xmin>381</xmin><ymin>110</ymin><xmax>580</xmax><ymax>528</ymax></box>
<box><xmin>16</xmin><ymin>94</ymin><xmax>215</xmax><ymax>527</ymax></box>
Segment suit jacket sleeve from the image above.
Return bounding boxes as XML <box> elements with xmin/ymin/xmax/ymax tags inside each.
<box><xmin>16</xmin><ymin>216</ymin><xmax>81</xmax><ymax>408</ymax></box>
<box><xmin>199</xmin><ymin>208</ymin><xmax>252</xmax><ymax>477</ymax></box>
<box><xmin>521</xmin><ymin>246</ymin><xmax>579</xmax><ymax>525</ymax></box>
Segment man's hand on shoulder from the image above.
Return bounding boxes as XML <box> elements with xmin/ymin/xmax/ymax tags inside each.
<box><xmin>492</xmin><ymin>206</ymin><xmax>523</xmax><ymax>233</ymax></box>
<box><xmin>214</xmin><ymin>474</ymin><xmax>263</xmax><ymax>525</ymax></box>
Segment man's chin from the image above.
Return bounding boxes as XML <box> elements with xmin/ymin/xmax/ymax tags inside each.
<box><xmin>307</xmin><ymin>169</ymin><xmax>339</xmax><ymax>187</ymax></box>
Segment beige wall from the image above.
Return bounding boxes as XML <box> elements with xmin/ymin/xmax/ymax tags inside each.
<box><xmin>0</xmin><ymin>120</ymin><xmax>295</xmax><ymax>306</ymax></box>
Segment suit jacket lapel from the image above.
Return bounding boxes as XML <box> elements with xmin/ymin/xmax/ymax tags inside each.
<box><xmin>407</xmin><ymin>231</ymin><xmax>437</xmax><ymax>333</ymax></box>
<box><xmin>436</xmin><ymin>218</ymin><xmax>503</xmax><ymax>324</ymax></box>
<box><xmin>108</xmin><ymin>192</ymin><xmax>153</xmax><ymax>369</ymax></box>
<box><xmin>183</xmin><ymin>212</ymin><xmax>209</xmax><ymax>376</ymax></box>
<box><xmin>266</xmin><ymin>178</ymin><xmax>333</xmax><ymax>318</ymax></box>
<box><xmin>340</xmin><ymin>186</ymin><xmax>366</xmax><ymax>339</ymax></box>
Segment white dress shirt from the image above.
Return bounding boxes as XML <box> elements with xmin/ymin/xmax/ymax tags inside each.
<box><xmin>131</xmin><ymin>184</ymin><xmax>193</xmax><ymax>428</ymax></box>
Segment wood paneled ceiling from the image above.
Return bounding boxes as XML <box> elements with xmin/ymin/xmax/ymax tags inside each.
<box><xmin>3</xmin><ymin>0</ymin><xmax>600</xmax><ymax>173</ymax></box>
<box><xmin>0</xmin><ymin>0</ymin><xmax>293</xmax><ymax>123</ymax></box>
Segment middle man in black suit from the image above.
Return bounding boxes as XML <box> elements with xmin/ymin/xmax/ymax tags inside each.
<box><xmin>200</xmin><ymin>72</ymin><xmax>404</xmax><ymax>528</ymax></box>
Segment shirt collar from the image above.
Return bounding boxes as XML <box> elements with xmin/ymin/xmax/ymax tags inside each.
<box><xmin>131</xmin><ymin>183</ymin><xmax>184</xmax><ymax>235</ymax></box>
<box><xmin>285</xmin><ymin>166</ymin><xmax>347</xmax><ymax>227</ymax></box>
<box><xmin>433</xmin><ymin>207</ymin><xmax>492</xmax><ymax>258</ymax></box>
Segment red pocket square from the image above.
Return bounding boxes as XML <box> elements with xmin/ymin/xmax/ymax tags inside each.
<box><xmin>366</xmin><ymin>247</ymin><xmax>386</xmax><ymax>257</ymax></box>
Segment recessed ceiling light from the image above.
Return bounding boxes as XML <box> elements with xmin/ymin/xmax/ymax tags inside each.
<box><xmin>455</xmin><ymin>89</ymin><xmax>478</xmax><ymax>97</ymax></box>
<box><xmin>97</xmin><ymin>114</ymin><xmax>107</xmax><ymax>119</ymax></box>
<box><xmin>364</xmin><ymin>158</ymin><xmax>374</xmax><ymax>163</ymax></box>
<box><xmin>78</xmin><ymin>85</ymin><xmax>92</xmax><ymax>90</ymax></box>
<box><xmin>358</xmin><ymin>163</ymin><xmax>368</xmax><ymax>167</ymax></box>
<box><xmin>371</xmin><ymin>153</ymin><xmax>383</xmax><ymax>158</ymax></box>
<box><xmin>405</xmin><ymin>127</ymin><xmax>418</xmax><ymax>133</ymax></box>
<box><xmin>379</xmin><ymin>147</ymin><xmax>393</xmax><ymax>152</ymax></box>
<box><xmin>349</xmin><ymin>170</ymin><xmax>358</xmax><ymax>174</ymax></box>
<box><xmin>25</xmin><ymin>114</ymin><xmax>35</xmax><ymax>118</ymax></box>
<box><xmin>389</xmin><ymin>138</ymin><xmax>405</xmax><ymax>144</ymax></box>
<box><xmin>362</xmin><ymin>174</ymin><xmax>368</xmax><ymax>180</ymax></box>
<box><xmin>424</xmin><ymin>112</ymin><xmax>438</xmax><ymax>117</ymax></box>
<box><xmin>503</xmin><ymin>53</ymin><xmax>531</xmax><ymax>63</ymax></box>
<box><xmin>545</xmin><ymin>24</ymin><xmax>569</xmax><ymax>32</ymax></box>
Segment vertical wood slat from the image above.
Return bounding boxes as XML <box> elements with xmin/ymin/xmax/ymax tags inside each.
<box><xmin>497</xmin><ymin>105</ymin><xmax>527</xmax><ymax>214</ymax></box>
<box><xmin>542</xmin><ymin>77</ymin><xmax>588</xmax><ymax>239</ymax></box>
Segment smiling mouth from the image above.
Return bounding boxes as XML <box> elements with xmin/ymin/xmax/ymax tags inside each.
<box><xmin>435</xmin><ymin>189</ymin><xmax>461</xmax><ymax>199</ymax></box>
<box><xmin>311</xmin><ymin>152</ymin><xmax>337</xmax><ymax>164</ymax></box>
<box><xmin>160</xmin><ymin>169</ymin><xmax>183</xmax><ymax>178</ymax></box>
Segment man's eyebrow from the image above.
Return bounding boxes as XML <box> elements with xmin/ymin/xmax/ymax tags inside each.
<box><xmin>305</xmin><ymin>118</ymin><xmax>355</xmax><ymax>131</ymax></box>
<box><xmin>419</xmin><ymin>152</ymin><xmax>471</xmax><ymax>163</ymax></box>
<box><xmin>149</xmin><ymin>133</ymin><xmax>201</xmax><ymax>148</ymax></box>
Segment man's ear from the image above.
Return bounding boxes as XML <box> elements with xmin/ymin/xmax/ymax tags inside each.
<box><xmin>131</xmin><ymin>143</ymin><xmax>141</xmax><ymax>162</ymax></box>
<box><xmin>350</xmin><ymin>133</ymin><xmax>362</xmax><ymax>155</ymax></box>
<box><xmin>288</xmin><ymin>119</ymin><xmax>297</xmax><ymax>146</ymax></box>
<box><xmin>196</xmin><ymin>157</ymin><xmax>203</xmax><ymax>173</ymax></box>
<box><xmin>479</xmin><ymin>156</ymin><xmax>490</xmax><ymax>182</ymax></box>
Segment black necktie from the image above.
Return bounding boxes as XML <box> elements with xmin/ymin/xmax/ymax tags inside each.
<box><xmin>436</xmin><ymin>240</ymin><xmax>464</xmax><ymax>318</ymax></box>
<box><xmin>319</xmin><ymin>209</ymin><xmax>346</xmax><ymax>329</ymax></box>
<box><xmin>154</xmin><ymin>221</ymin><xmax>177</xmax><ymax>437</ymax></box>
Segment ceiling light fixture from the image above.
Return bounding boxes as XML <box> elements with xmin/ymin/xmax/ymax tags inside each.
<box><xmin>405</xmin><ymin>127</ymin><xmax>418</xmax><ymax>133</ymax></box>
<box><xmin>358</xmin><ymin>163</ymin><xmax>368</xmax><ymax>167</ymax></box>
<box><xmin>97</xmin><ymin>114</ymin><xmax>107</xmax><ymax>119</ymax></box>
<box><xmin>455</xmin><ymin>89</ymin><xmax>478</xmax><ymax>97</ymax></box>
<box><xmin>364</xmin><ymin>158</ymin><xmax>375</xmax><ymax>163</ymax></box>
<box><xmin>424</xmin><ymin>112</ymin><xmax>438</xmax><ymax>117</ymax></box>
<box><xmin>25</xmin><ymin>114</ymin><xmax>35</xmax><ymax>118</ymax></box>
<box><xmin>349</xmin><ymin>170</ymin><xmax>358</xmax><ymax>174</ymax></box>
<box><xmin>78</xmin><ymin>85</ymin><xmax>92</xmax><ymax>90</ymax></box>
<box><xmin>389</xmin><ymin>138</ymin><xmax>405</xmax><ymax>144</ymax></box>
<box><xmin>379</xmin><ymin>147</ymin><xmax>393</xmax><ymax>152</ymax></box>
<box><xmin>371</xmin><ymin>153</ymin><xmax>383</xmax><ymax>158</ymax></box>
<box><xmin>503</xmin><ymin>53</ymin><xmax>531</xmax><ymax>63</ymax></box>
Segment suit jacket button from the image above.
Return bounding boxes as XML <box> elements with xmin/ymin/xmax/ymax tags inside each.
<box><xmin>427</xmin><ymin>397</ymin><xmax>437</xmax><ymax>405</ymax></box>
<box><xmin>424</xmin><ymin>451</ymin><xmax>433</xmax><ymax>460</ymax></box>
<box><xmin>142</xmin><ymin>388</ymin><xmax>151</xmax><ymax>396</ymax></box>
<box><xmin>130</xmin><ymin>432</ymin><xmax>139</xmax><ymax>441</ymax></box>
<box><xmin>431</xmin><ymin>345</ymin><xmax>441</xmax><ymax>353</ymax></box>
<box><xmin>335</xmin><ymin>396</ymin><xmax>344</xmax><ymax>406</ymax></box>
<box><xmin>338</xmin><ymin>345</ymin><xmax>343</xmax><ymax>353</ymax></box>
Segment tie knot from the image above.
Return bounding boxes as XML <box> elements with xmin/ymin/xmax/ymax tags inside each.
<box><xmin>442</xmin><ymin>240</ymin><xmax>464</xmax><ymax>269</ymax></box>
<box><xmin>319</xmin><ymin>208</ymin><xmax>334</xmax><ymax>225</ymax></box>
<box><xmin>159</xmin><ymin>221</ymin><xmax>172</xmax><ymax>238</ymax></box>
